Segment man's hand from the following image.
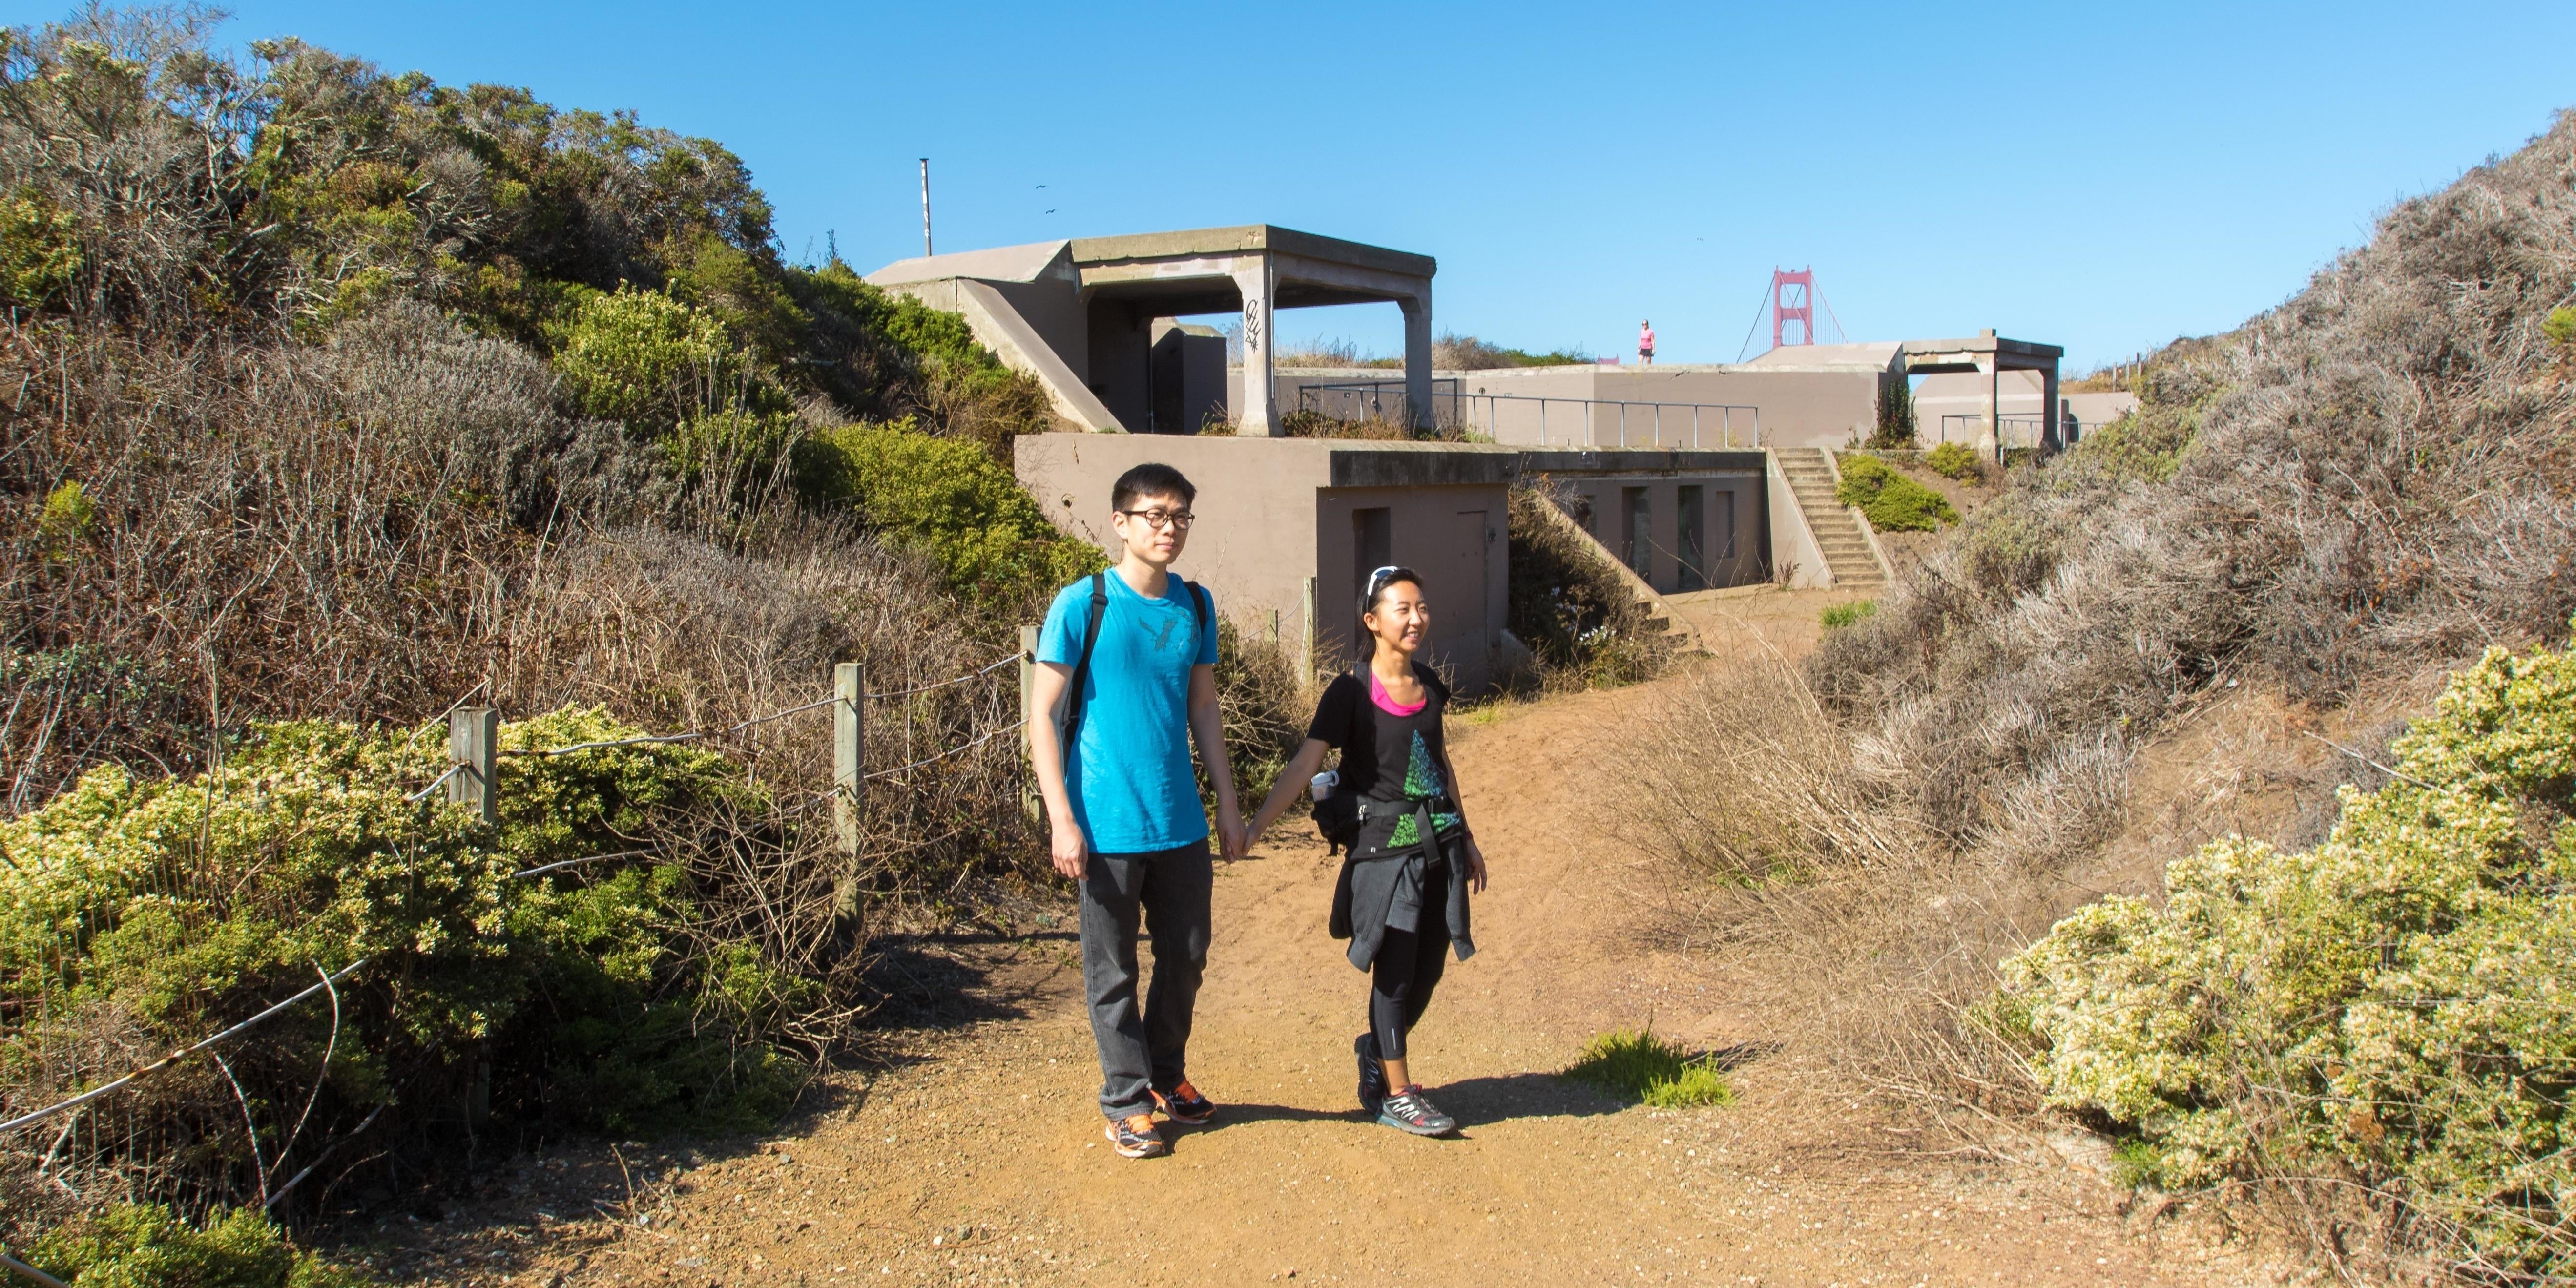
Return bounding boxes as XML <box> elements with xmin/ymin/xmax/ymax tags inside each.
<box><xmin>1461</xmin><ymin>836</ymin><xmax>1489</xmax><ymax>893</ymax></box>
<box><xmin>1049</xmin><ymin>818</ymin><xmax>1087</xmax><ymax>880</ymax></box>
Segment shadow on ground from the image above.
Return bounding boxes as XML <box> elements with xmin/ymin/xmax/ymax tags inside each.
<box><xmin>861</xmin><ymin>933</ymin><xmax>1068</xmax><ymax>1033</ymax></box>
<box><xmin>1434</xmin><ymin>1071</ymin><xmax>1630</xmax><ymax>1126</ymax></box>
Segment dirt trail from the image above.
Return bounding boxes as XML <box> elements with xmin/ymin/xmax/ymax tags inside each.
<box><xmin>371</xmin><ymin>606</ymin><xmax>2299</xmax><ymax>1288</ymax></box>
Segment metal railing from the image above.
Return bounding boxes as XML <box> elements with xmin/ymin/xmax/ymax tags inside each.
<box><xmin>1460</xmin><ymin>392</ymin><xmax>1762</xmax><ymax>449</ymax></box>
<box><xmin>1934</xmin><ymin>413</ymin><xmax>2053</xmax><ymax>448</ymax></box>
<box><xmin>1295</xmin><ymin>380</ymin><xmax>1763</xmax><ymax>449</ymax></box>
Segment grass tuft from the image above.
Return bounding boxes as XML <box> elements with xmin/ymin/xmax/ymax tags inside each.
<box><xmin>1820</xmin><ymin>599</ymin><xmax>1878</xmax><ymax>631</ymax></box>
<box><xmin>1563</xmin><ymin>1029</ymin><xmax>1736</xmax><ymax>1108</ymax></box>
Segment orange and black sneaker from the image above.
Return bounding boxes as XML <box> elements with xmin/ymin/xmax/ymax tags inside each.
<box><xmin>1152</xmin><ymin>1080</ymin><xmax>1216</xmax><ymax>1125</ymax></box>
<box><xmin>1104</xmin><ymin>1113</ymin><xmax>1167</xmax><ymax>1158</ymax></box>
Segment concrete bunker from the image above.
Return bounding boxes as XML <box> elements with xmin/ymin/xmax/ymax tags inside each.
<box><xmin>870</xmin><ymin>226</ymin><xmax>1435</xmax><ymax>437</ymax></box>
<box><xmin>1014</xmin><ymin>436</ymin><xmax>1779</xmax><ymax>693</ymax></box>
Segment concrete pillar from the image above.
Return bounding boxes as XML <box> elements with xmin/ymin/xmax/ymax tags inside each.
<box><xmin>1401</xmin><ymin>289</ymin><xmax>1433</xmax><ymax>433</ymax></box>
<box><xmin>1977</xmin><ymin>357</ymin><xmax>2000</xmax><ymax>460</ymax></box>
<box><xmin>2040</xmin><ymin>360</ymin><xmax>2063</xmax><ymax>454</ymax></box>
<box><xmin>1234</xmin><ymin>258</ymin><xmax>1277</xmax><ymax>436</ymax></box>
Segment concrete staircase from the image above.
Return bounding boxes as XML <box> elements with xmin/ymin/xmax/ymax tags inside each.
<box><xmin>1525</xmin><ymin>497</ymin><xmax>1709</xmax><ymax>656</ymax></box>
<box><xmin>1773</xmin><ymin>448</ymin><xmax>1888</xmax><ymax>590</ymax></box>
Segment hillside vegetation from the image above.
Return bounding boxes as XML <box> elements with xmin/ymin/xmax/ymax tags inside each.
<box><xmin>1614</xmin><ymin>110</ymin><xmax>2576</xmax><ymax>1281</ymax></box>
<box><xmin>0</xmin><ymin>5</ymin><xmax>1249</xmax><ymax>1261</ymax></box>
<box><xmin>1999</xmin><ymin>629</ymin><xmax>2576</xmax><ymax>1279</ymax></box>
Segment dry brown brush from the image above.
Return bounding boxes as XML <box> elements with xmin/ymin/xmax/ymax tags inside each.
<box><xmin>1608</xmin><ymin>109</ymin><xmax>2576</xmax><ymax>1277</ymax></box>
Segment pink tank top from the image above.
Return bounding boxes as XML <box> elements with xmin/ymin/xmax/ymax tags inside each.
<box><xmin>1368</xmin><ymin>669</ymin><xmax>1425</xmax><ymax>717</ymax></box>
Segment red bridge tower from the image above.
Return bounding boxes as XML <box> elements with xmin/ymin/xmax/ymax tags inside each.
<box><xmin>1771</xmin><ymin>267</ymin><xmax>1816</xmax><ymax>348</ymax></box>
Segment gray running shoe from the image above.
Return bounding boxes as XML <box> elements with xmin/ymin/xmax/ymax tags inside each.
<box><xmin>1376</xmin><ymin>1085</ymin><xmax>1456</xmax><ymax>1136</ymax></box>
<box><xmin>1104</xmin><ymin>1113</ymin><xmax>1168</xmax><ymax>1158</ymax></box>
<box><xmin>1356</xmin><ymin>1033</ymin><xmax>1388</xmax><ymax>1113</ymax></box>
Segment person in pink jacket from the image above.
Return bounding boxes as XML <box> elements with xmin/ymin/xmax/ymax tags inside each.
<box><xmin>1638</xmin><ymin>319</ymin><xmax>1655</xmax><ymax>367</ymax></box>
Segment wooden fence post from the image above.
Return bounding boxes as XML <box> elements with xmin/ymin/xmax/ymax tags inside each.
<box><xmin>1018</xmin><ymin>624</ymin><xmax>1041</xmax><ymax>823</ymax></box>
<box><xmin>1301</xmin><ymin>575</ymin><xmax>1320</xmax><ymax>687</ymax></box>
<box><xmin>832</xmin><ymin>662</ymin><xmax>864</xmax><ymax>854</ymax></box>
<box><xmin>831</xmin><ymin>663</ymin><xmax>864</xmax><ymax>940</ymax></box>
<box><xmin>447</xmin><ymin>707</ymin><xmax>497</xmax><ymax>826</ymax></box>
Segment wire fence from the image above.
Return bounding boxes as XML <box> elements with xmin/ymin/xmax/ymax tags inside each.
<box><xmin>0</xmin><ymin>639</ymin><xmax>1043</xmax><ymax>1230</ymax></box>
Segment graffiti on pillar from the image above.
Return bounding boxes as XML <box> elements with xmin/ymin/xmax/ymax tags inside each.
<box><xmin>1241</xmin><ymin>298</ymin><xmax>1263</xmax><ymax>352</ymax></box>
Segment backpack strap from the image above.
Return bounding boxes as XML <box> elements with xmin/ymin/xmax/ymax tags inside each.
<box><xmin>1061</xmin><ymin>572</ymin><xmax>1110</xmax><ymax>747</ymax></box>
<box><xmin>1184</xmin><ymin>579</ymin><xmax>1211</xmax><ymax>660</ymax></box>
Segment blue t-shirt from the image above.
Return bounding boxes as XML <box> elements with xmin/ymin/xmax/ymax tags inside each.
<box><xmin>1039</xmin><ymin>571</ymin><xmax>1219</xmax><ymax>853</ymax></box>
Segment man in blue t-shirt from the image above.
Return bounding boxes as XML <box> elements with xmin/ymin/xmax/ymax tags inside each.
<box><xmin>1028</xmin><ymin>462</ymin><xmax>1246</xmax><ymax>1160</ymax></box>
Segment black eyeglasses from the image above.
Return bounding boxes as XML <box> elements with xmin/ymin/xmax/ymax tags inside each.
<box><xmin>1118</xmin><ymin>507</ymin><xmax>1194</xmax><ymax>530</ymax></box>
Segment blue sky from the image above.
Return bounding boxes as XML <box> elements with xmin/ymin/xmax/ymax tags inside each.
<box><xmin>13</xmin><ymin>1</ymin><xmax>2576</xmax><ymax>369</ymax></box>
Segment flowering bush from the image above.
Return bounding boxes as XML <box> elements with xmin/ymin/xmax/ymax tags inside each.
<box><xmin>1996</xmin><ymin>625</ymin><xmax>2576</xmax><ymax>1274</ymax></box>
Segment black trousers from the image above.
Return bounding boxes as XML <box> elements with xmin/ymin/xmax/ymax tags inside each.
<box><xmin>1368</xmin><ymin>855</ymin><xmax>1452</xmax><ymax>1062</ymax></box>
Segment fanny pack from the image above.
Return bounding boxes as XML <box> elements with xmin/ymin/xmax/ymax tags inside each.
<box><xmin>1337</xmin><ymin>796</ymin><xmax>1454</xmax><ymax>861</ymax></box>
<box><xmin>1311</xmin><ymin>791</ymin><xmax>1362</xmax><ymax>854</ymax></box>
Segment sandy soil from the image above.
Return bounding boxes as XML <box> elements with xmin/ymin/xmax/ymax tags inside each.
<box><xmin>347</xmin><ymin>650</ymin><xmax>2313</xmax><ymax>1288</ymax></box>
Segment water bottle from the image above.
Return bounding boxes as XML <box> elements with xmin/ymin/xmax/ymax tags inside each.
<box><xmin>1310</xmin><ymin>769</ymin><xmax>1339</xmax><ymax>800</ymax></box>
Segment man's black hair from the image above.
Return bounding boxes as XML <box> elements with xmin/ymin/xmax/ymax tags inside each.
<box><xmin>1111</xmin><ymin>462</ymin><xmax>1197</xmax><ymax>513</ymax></box>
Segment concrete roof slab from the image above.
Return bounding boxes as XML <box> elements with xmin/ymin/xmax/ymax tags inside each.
<box><xmin>1070</xmin><ymin>225</ymin><xmax>1433</xmax><ymax>281</ymax></box>
<box><xmin>866</xmin><ymin>240</ymin><xmax>1071</xmax><ymax>287</ymax></box>
<box><xmin>1741</xmin><ymin>341</ymin><xmax>1903</xmax><ymax>372</ymax></box>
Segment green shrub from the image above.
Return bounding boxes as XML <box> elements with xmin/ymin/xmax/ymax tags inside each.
<box><xmin>22</xmin><ymin>1204</ymin><xmax>371</xmax><ymax>1288</ymax></box>
<box><xmin>793</xmin><ymin>419</ymin><xmax>1103</xmax><ymax>608</ymax></box>
<box><xmin>0</xmin><ymin>706</ymin><xmax>809</xmax><ymax>1204</ymax></box>
<box><xmin>0</xmin><ymin>186</ymin><xmax>81</xmax><ymax>310</ymax></box>
<box><xmin>1956</xmin><ymin>505</ymin><xmax>2060</xmax><ymax>600</ymax></box>
<box><xmin>2546</xmin><ymin>306</ymin><xmax>2576</xmax><ymax>374</ymax></box>
<box><xmin>38</xmin><ymin>479</ymin><xmax>96</xmax><ymax>552</ymax></box>
<box><xmin>552</xmin><ymin>285</ymin><xmax>749</xmax><ymax>429</ymax></box>
<box><xmin>665</xmin><ymin>406</ymin><xmax>802</xmax><ymax>494</ymax></box>
<box><xmin>663</xmin><ymin>229</ymin><xmax>810</xmax><ymax>370</ymax></box>
<box><xmin>2056</xmin><ymin>406</ymin><xmax>2192</xmax><ymax>485</ymax></box>
<box><xmin>1819</xmin><ymin>599</ymin><xmax>1877</xmax><ymax>630</ymax></box>
<box><xmin>1923</xmin><ymin>441</ymin><xmax>1982</xmax><ymax>481</ymax></box>
<box><xmin>1563</xmin><ymin>1029</ymin><xmax>1735</xmax><ymax>1108</ymax></box>
<box><xmin>1833</xmin><ymin>454</ymin><xmax>1958</xmax><ymax>533</ymax></box>
<box><xmin>1995</xmin><ymin>625</ymin><xmax>2576</xmax><ymax>1274</ymax></box>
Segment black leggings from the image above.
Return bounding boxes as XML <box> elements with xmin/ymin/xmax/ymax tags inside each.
<box><xmin>1369</xmin><ymin>857</ymin><xmax>1452</xmax><ymax>1062</ymax></box>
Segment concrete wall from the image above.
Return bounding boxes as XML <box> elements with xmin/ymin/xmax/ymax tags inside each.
<box><xmin>1915</xmin><ymin>373</ymin><xmax>2140</xmax><ymax>447</ymax></box>
<box><xmin>1085</xmin><ymin>298</ymin><xmax>1155</xmax><ymax>433</ymax></box>
<box><xmin>1012</xmin><ymin>435</ymin><xmax>1516</xmax><ymax>691</ymax></box>
<box><xmin>1246</xmin><ymin>363</ymin><xmax>1881</xmax><ymax>449</ymax></box>
<box><xmin>2064</xmin><ymin>390</ymin><xmax>2140</xmax><ymax>437</ymax></box>
<box><xmin>985</xmin><ymin>270</ymin><xmax>1086</xmax><ymax>377</ymax></box>
<box><xmin>1312</xmin><ymin>487</ymin><xmax>1506</xmax><ymax>684</ymax></box>
<box><xmin>1550</xmin><ymin>470</ymin><xmax>1766</xmax><ymax>594</ymax></box>
<box><xmin>1149</xmin><ymin>322</ymin><xmax>1227</xmax><ymax>434</ymax></box>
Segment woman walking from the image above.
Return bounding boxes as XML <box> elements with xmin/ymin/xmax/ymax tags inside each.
<box><xmin>1245</xmin><ymin>566</ymin><xmax>1486</xmax><ymax>1136</ymax></box>
<box><xmin>1638</xmin><ymin>318</ymin><xmax>1655</xmax><ymax>367</ymax></box>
